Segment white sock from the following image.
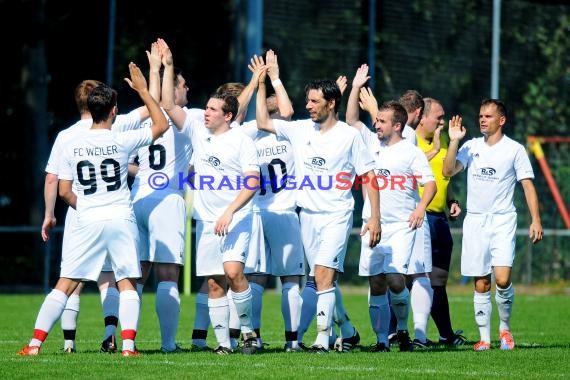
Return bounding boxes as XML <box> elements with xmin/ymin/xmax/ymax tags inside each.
<box><xmin>281</xmin><ymin>282</ymin><xmax>300</xmax><ymax>347</ymax></box>
<box><xmin>30</xmin><ymin>289</ymin><xmax>68</xmax><ymax>347</ymax></box>
<box><xmin>411</xmin><ymin>277</ymin><xmax>433</xmax><ymax>342</ymax></box>
<box><xmin>298</xmin><ymin>280</ymin><xmax>317</xmax><ymax>342</ymax></box>
<box><xmin>232</xmin><ymin>286</ymin><xmax>255</xmax><ymax>335</ymax></box>
<box><xmin>314</xmin><ymin>287</ymin><xmax>335</xmax><ymax>349</ymax></box>
<box><xmin>119</xmin><ymin>290</ymin><xmax>140</xmax><ymax>351</ymax></box>
<box><xmin>156</xmin><ymin>281</ymin><xmax>180</xmax><ymax>351</ymax></box>
<box><xmin>208</xmin><ymin>296</ymin><xmax>231</xmax><ymax>349</ymax></box>
<box><xmin>61</xmin><ymin>294</ymin><xmax>80</xmax><ymax>349</ymax></box>
<box><xmin>474</xmin><ymin>291</ymin><xmax>492</xmax><ymax>343</ymax></box>
<box><xmin>495</xmin><ymin>284</ymin><xmax>514</xmax><ymax>332</ymax></box>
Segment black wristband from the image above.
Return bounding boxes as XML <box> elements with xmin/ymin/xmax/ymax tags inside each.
<box><xmin>447</xmin><ymin>199</ymin><xmax>460</xmax><ymax>209</ymax></box>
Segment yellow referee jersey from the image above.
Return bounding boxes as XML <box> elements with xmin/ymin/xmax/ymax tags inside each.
<box><xmin>417</xmin><ymin>135</ymin><xmax>451</xmax><ymax>213</ymax></box>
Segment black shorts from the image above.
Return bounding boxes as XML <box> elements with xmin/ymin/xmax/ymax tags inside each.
<box><xmin>426</xmin><ymin>211</ymin><xmax>454</xmax><ymax>271</ymax></box>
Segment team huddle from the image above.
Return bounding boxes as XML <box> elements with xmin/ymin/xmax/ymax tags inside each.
<box><xmin>18</xmin><ymin>38</ymin><xmax>543</xmax><ymax>357</ymax></box>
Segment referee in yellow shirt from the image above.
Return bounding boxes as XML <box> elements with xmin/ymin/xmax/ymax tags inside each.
<box><xmin>416</xmin><ymin>98</ymin><xmax>466</xmax><ymax>346</ymax></box>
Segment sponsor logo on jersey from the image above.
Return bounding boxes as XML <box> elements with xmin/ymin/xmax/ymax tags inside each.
<box><xmin>207</xmin><ymin>156</ymin><xmax>221</xmax><ymax>167</ymax></box>
<box><xmin>310</xmin><ymin>157</ymin><xmax>326</xmax><ymax>166</ymax></box>
<box><xmin>479</xmin><ymin>167</ymin><xmax>496</xmax><ymax>176</ymax></box>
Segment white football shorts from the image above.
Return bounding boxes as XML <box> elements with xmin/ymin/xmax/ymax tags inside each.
<box><xmin>61</xmin><ymin>218</ymin><xmax>141</xmax><ymax>282</ymax></box>
<box><xmin>461</xmin><ymin>212</ymin><xmax>517</xmax><ymax>276</ymax></box>
<box><xmin>244</xmin><ymin>212</ymin><xmax>267</xmax><ymax>274</ymax></box>
<box><xmin>406</xmin><ymin>220</ymin><xmax>432</xmax><ymax>275</ymax></box>
<box><xmin>195</xmin><ymin>212</ymin><xmax>252</xmax><ymax>277</ymax></box>
<box><xmin>300</xmin><ymin>208</ymin><xmax>352</xmax><ymax>276</ymax></box>
<box><xmin>359</xmin><ymin>221</ymin><xmax>415</xmax><ymax>276</ymax></box>
<box><xmin>134</xmin><ymin>192</ymin><xmax>186</xmax><ymax>265</ymax></box>
<box><xmin>260</xmin><ymin>209</ymin><xmax>305</xmax><ymax>276</ymax></box>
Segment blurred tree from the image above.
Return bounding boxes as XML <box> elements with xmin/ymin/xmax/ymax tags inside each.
<box><xmin>20</xmin><ymin>0</ymin><xmax>49</xmax><ymax>226</ymax></box>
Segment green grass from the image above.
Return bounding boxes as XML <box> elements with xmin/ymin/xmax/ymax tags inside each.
<box><xmin>1</xmin><ymin>288</ymin><xmax>569</xmax><ymax>379</ymax></box>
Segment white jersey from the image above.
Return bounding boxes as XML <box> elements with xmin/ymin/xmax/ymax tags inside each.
<box><xmin>46</xmin><ymin>110</ymin><xmax>142</xmax><ymax>183</ymax></box>
<box><xmin>240</xmin><ymin>120</ymin><xmax>296</xmax><ymax>211</ymax></box>
<box><xmin>457</xmin><ymin>135</ymin><xmax>534</xmax><ymax>214</ymax></box>
<box><xmin>46</xmin><ymin>110</ymin><xmax>142</xmax><ymax>237</ymax></box>
<box><xmin>46</xmin><ymin>119</ymin><xmax>92</xmax><ymax>193</ymax></box>
<box><xmin>59</xmin><ymin>128</ymin><xmax>154</xmax><ymax>223</ymax></box>
<box><xmin>273</xmin><ymin>119</ymin><xmax>375</xmax><ymax>212</ymax></box>
<box><xmin>182</xmin><ymin>118</ymin><xmax>259</xmax><ymax>221</ymax></box>
<box><xmin>359</xmin><ymin>128</ymin><xmax>434</xmax><ymax>223</ymax></box>
<box><xmin>130</xmin><ymin>107</ymin><xmax>203</xmax><ymax>200</ymax></box>
<box><xmin>402</xmin><ymin>124</ymin><xmax>417</xmax><ymax>146</ymax></box>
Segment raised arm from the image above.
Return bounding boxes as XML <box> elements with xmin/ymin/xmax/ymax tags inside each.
<box><xmin>359</xmin><ymin>87</ymin><xmax>379</xmax><ymax>124</ymax></box>
<box><xmin>346</xmin><ymin>64</ymin><xmax>370</xmax><ymax>129</ymax></box>
<box><xmin>121</xmin><ymin>42</ymin><xmax>162</xmax><ymax>123</ymax></box>
<box><xmin>157</xmin><ymin>38</ymin><xmax>186</xmax><ymax>130</ymax></box>
<box><xmin>424</xmin><ymin>123</ymin><xmax>444</xmax><ymax>161</ymax></box>
<box><xmin>442</xmin><ymin>115</ymin><xmax>466</xmax><ymax>177</ymax></box>
<box><xmin>265</xmin><ymin>49</ymin><xmax>293</xmax><ymax>120</ymax></box>
<box><xmin>336</xmin><ymin>75</ymin><xmax>348</xmax><ymax>97</ymax></box>
<box><xmin>125</xmin><ymin>62</ymin><xmax>168</xmax><ymax>140</ymax></box>
<box><xmin>147</xmin><ymin>40</ymin><xmax>162</xmax><ymax>103</ymax></box>
<box><xmin>255</xmin><ymin>64</ymin><xmax>275</xmax><ymax>133</ymax></box>
<box><xmin>234</xmin><ymin>54</ymin><xmax>266</xmax><ymax>123</ymax></box>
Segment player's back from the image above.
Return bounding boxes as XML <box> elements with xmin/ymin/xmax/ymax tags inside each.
<box><xmin>46</xmin><ymin>119</ymin><xmax>92</xmax><ymax>177</ymax></box>
<box><xmin>60</xmin><ymin>128</ymin><xmax>153</xmax><ymax>222</ymax></box>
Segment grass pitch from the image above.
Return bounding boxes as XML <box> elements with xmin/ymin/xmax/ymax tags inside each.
<box><xmin>1</xmin><ymin>286</ymin><xmax>569</xmax><ymax>379</ymax></box>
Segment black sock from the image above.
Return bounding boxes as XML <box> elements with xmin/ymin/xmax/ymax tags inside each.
<box><xmin>63</xmin><ymin>329</ymin><xmax>76</xmax><ymax>340</ymax></box>
<box><xmin>431</xmin><ymin>285</ymin><xmax>454</xmax><ymax>338</ymax></box>
<box><xmin>192</xmin><ymin>329</ymin><xmax>208</xmax><ymax>340</ymax></box>
<box><xmin>229</xmin><ymin>328</ymin><xmax>241</xmax><ymax>340</ymax></box>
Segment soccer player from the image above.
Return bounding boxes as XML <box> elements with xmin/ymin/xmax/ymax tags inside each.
<box><xmin>237</xmin><ymin>49</ymin><xmax>304</xmax><ymax>352</ymax></box>
<box><xmin>396</xmin><ymin>89</ymin><xmax>437</xmax><ymax>349</ymax></box>
<box><xmin>191</xmin><ymin>78</ymin><xmax>266</xmax><ymax>352</ymax></box>
<box><xmin>346</xmin><ymin>67</ymin><xmax>436</xmax><ymax>352</ymax></box>
<box><xmin>41</xmin><ymin>73</ymin><xmax>155</xmax><ymax>353</ymax></box>
<box><xmin>129</xmin><ymin>39</ymin><xmax>204</xmax><ymax>353</ymax></box>
<box><xmin>18</xmin><ymin>61</ymin><xmax>168</xmax><ymax>357</ymax></box>
<box><xmin>415</xmin><ymin>97</ymin><xmax>466</xmax><ymax>346</ymax></box>
<box><xmin>443</xmin><ymin>99</ymin><xmax>543</xmax><ymax>351</ymax></box>
<box><xmin>349</xmin><ymin>65</ymin><xmax>435</xmax><ymax>349</ymax></box>
<box><xmin>296</xmin><ymin>75</ymin><xmax>364</xmax><ymax>353</ymax></box>
<box><xmin>256</xmin><ymin>74</ymin><xmax>381</xmax><ymax>353</ymax></box>
<box><xmin>161</xmin><ymin>42</ymin><xmax>260</xmax><ymax>355</ymax></box>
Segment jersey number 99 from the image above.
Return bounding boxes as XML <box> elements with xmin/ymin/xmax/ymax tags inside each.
<box><xmin>76</xmin><ymin>159</ymin><xmax>121</xmax><ymax>195</ymax></box>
